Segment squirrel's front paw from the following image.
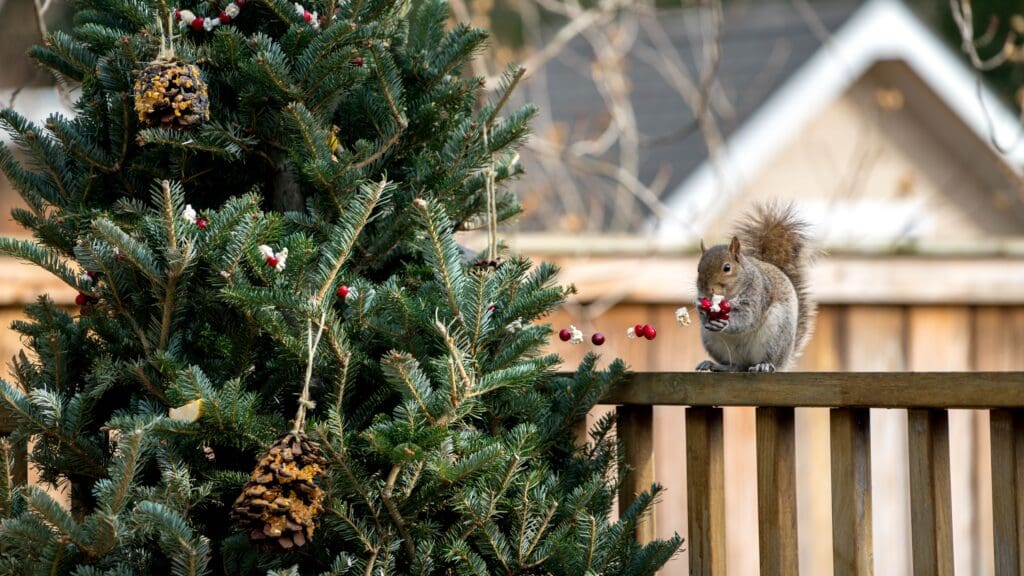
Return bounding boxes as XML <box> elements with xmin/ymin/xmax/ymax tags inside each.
<box><xmin>696</xmin><ymin>360</ymin><xmax>715</xmax><ymax>372</ymax></box>
<box><xmin>748</xmin><ymin>362</ymin><xmax>776</xmax><ymax>373</ymax></box>
<box><xmin>704</xmin><ymin>319</ymin><xmax>729</xmax><ymax>332</ymax></box>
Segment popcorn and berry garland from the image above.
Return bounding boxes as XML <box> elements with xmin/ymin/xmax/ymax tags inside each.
<box><xmin>174</xmin><ymin>0</ymin><xmax>321</xmax><ymax>32</ymax></box>
<box><xmin>551</xmin><ymin>300</ymin><xmax>703</xmax><ymax>347</ymax></box>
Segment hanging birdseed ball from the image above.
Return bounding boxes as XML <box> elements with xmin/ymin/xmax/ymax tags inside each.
<box><xmin>133</xmin><ymin>61</ymin><xmax>210</xmax><ymax>130</ymax></box>
<box><xmin>230</xmin><ymin>431</ymin><xmax>327</xmax><ymax>550</ymax></box>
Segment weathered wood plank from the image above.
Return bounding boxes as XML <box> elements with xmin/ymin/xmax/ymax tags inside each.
<box><xmin>757</xmin><ymin>407</ymin><xmax>799</xmax><ymax>576</ymax></box>
<box><xmin>831</xmin><ymin>408</ymin><xmax>873</xmax><ymax>576</ymax></box>
<box><xmin>908</xmin><ymin>409</ymin><xmax>954</xmax><ymax>576</ymax></box>
<box><xmin>990</xmin><ymin>409</ymin><xmax>1021</xmax><ymax>576</ymax></box>
<box><xmin>686</xmin><ymin>407</ymin><xmax>725</xmax><ymax>576</ymax></box>
<box><xmin>601</xmin><ymin>372</ymin><xmax>1024</xmax><ymax>409</ymax></box>
<box><xmin>617</xmin><ymin>404</ymin><xmax>656</xmax><ymax>544</ymax></box>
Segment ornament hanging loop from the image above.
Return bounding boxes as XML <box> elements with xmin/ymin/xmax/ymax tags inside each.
<box><xmin>293</xmin><ymin>308</ymin><xmax>328</xmax><ymax>433</ymax></box>
<box><xmin>156</xmin><ymin>9</ymin><xmax>177</xmax><ymax>62</ymax></box>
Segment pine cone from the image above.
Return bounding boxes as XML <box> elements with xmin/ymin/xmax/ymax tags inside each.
<box><xmin>230</xmin><ymin>431</ymin><xmax>327</xmax><ymax>550</ymax></box>
<box><xmin>133</xmin><ymin>61</ymin><xmax>210</xmax><ymax>130</ymax></box>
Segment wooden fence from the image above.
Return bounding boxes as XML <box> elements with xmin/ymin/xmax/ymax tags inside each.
<box><xmin>603</xmin><ymin>372</ymin><xmax>1024</xmax><ymax>576</ymax></box>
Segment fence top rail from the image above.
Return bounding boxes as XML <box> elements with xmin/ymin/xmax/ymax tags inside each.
<box><xmin>600</xmin><ymin>372</ymin><xmax>1024</xmax><ymax>409</ymax></box>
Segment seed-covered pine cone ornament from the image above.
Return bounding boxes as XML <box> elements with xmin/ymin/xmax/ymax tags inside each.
<box><xmin>230</xmin><ymin>431</ymin><xmax>327</xmax><ymax>550</ymax></box>
<box><xmin>133</xmin><ymin>60</ymin><xmax>210</xmax><ymax>129</ymax></box>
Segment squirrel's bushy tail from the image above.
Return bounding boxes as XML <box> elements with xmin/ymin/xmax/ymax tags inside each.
<box><xmin>736</xmin><ymin>202</ymin><xmax>817</xmax><ymax>353</ymax></box>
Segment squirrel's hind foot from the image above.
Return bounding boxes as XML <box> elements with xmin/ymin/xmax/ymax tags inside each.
<box><xmin>696</xmin><ymin>360</ymin><xmax>740</xmax><ymax>372</ymax></box>
<box><xmin>748</xmin><ymin>362</ymin><xmax>776</xmax><ymax>373</ymax></box>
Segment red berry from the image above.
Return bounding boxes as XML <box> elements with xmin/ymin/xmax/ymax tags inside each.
<box><xmin>337</xmin><ymin>285</ymin><xmax>350</xmax><ymax>298</ymax></box>
<box><xmin>700</xmin><ymin>298</ymin><xmax>711</xmax><ymax>311</ymax></box>
<box><xmin>174</xmin><ymin>9</ymin><xmax>182</xmax><ymax>20</ymax></box>
<box><xmin>303</xmin><ymin>10</ymin><xmax>312</xmax><ymax>21</ymax></box>
<box><xmin>196</xmin><ymin>217</ymin><xmax>208</xmax><ymax>229</ymax></box>
<box><xmin>486</xmin><ymin>304</ymin><xmax>496</xmax><ymax>312</ymax></box>
<box><xmin>265</xmin><ymin>256</ymin><xmax>279</xmax><ymax>268</ymax></box>
<box><xmin>219</xmin><ymin>11</ymin><xmax>231</xmax><ymax>23</ymax></box>
<box><xmin>719</xmin><ymin>299</ymin><xmax>731</xmax><ymax>313</ymax></box>
<box><xmin>720</xmin><ymin>313</ymin><xmax>730</xmax><ymax>321</ymax></box>
<box><xmin>642</xmin><ymin>324</ymin><xmax>657</xmax><ymax>340</ymax></box>
<box><xmin>558</xmin><ymin>328</ymin><xmax>571</xmax><ymax>342</ymax></box>
<box><xmin>352</xmin><ymin>55</ymin><xmax>364</xmax><ymax>67</ymax></box>
<box><xmin>191</xmin><ymin>17</ymin><xmax>205</xmax><ymax>30</ymax></box>
<box><xmin>235</xmin><ymin>0</ymin><xmax>246</xmax><ymax>6</ymax></box>
<box><xmin>86</xmin><ymin>271</ymin><xmax>97</xmax><ymax>279</ymax></box>
<box><xmin>75</xmin><ymin>293</ymin><xmax>88</xmax><ymax>306</ymax></box>
<box><xmin>591</xmin><ymin>333</ymin><xmax>605</xmax><ymax>346</ymax></box>
<box><xmin>633</xmin><ymin>323</ymin><xmax>644</xmax><ymax>336</ymax></box>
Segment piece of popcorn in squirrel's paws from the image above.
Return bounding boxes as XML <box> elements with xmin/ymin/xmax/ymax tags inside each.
<box><xmin>675</xmin><ymin>306</ymin><xmax>691</xmax><ymax>326</ymax></box>
<box><xmin>700</xmin><ymin>295</ymin><xmax>731</xmax><ymax>321</ymax></box>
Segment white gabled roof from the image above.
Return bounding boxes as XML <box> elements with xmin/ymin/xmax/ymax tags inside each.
<box><xmin>655</xmin><ymin>0</ymin><xmax>1024</xmax><ymax>243</ymax></box>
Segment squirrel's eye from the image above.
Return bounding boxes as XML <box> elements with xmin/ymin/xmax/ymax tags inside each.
<box><xmin>723</xmin><ymin>263</ymin><xmax>732</xmax><ymax>273</ymax></box>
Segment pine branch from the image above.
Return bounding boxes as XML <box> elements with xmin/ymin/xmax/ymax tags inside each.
<box><xmin>381</xmin><ymin>465</ymin><xmax>415</xmax><ymax>559</ymax></box>
<box><xmin>77</xmin><ymin>241</ymin><xmax>154</xmax><ymax>356</ymax></box>
<box><xmin>0</xmin><ymin>238</ymin><xmax>85</xmax><ymax>292</ymax></box>
<box><xmin>411</xmin><ymin>199</ymin><xmax>467</xmax><ymax>322</ymax></box>
<box><xmin>314</xmin><ymin>177</ymin><xmax>387</xmax><ymax>303</ymax></box>
<box><xmin>366</xmin><ymin>43</ymin><xmax>408</xmax><ymax>129</ymax></box>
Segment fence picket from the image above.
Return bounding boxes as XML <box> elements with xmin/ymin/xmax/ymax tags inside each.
<box><xmin>686</xmin><ymin>407</ymin><xmax>726</xmax><ymax>576</ymax></box>
<box><xmin>757</xmin><ymin>407</ymin><xmax>799</xmax><ymax>575</ymax></box>
<box><xmin>831</xmin><ymin>407</ymin><xmax>873</xmax><ymax>576</ymax></box>
<box><xmin>617</xmin><ymin>404</ymin><xmax>656</xmax><ymax>544</ymax></box>
<box><xmin>908</xmin><ymin>409</ymin><xmax>954</xmax><ymax>576</ymax></box>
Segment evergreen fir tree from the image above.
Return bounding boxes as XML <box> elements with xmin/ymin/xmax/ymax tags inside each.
<box><xmin>0</xmin><ymin>0</ymin><xmax>682</xmax><ymax>573</ymax></box>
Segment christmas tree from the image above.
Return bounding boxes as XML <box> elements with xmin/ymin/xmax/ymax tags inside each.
<box><xmin>0</xmin><ymin>0</ymin><xmax>681</xmax><ymax>573</ymax></box>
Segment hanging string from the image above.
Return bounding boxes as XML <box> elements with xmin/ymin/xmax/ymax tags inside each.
<box><xmin>482</xmin><ymin>125</ymin><xmax>498</xmax><ymax>262</ymax></box>
<box><xmin>293</xmin><ymin>308</ymin><xmax>328</xmax><ymax>433</ymax></box>
<box><xmin>157</xmin><ymin>9</ymin><xmax>176</xmax><ymax>62</ymax></box>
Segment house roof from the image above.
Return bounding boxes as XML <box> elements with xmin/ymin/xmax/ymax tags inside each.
<box><xmin>521</xmin><ymin>0</ymin><xmax>862</xmax><ymax>232</ymax></box>
<box><xmin>651</xmin><ymin>0</ymin><xmax>1024</xmax><ymax>242</ymax></box>
<box><xmin>520</xmin><ymin>0</ymin><xmax>1024</xmax><ymax>237</ymax></box>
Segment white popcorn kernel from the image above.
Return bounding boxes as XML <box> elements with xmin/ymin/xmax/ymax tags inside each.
<box><xmin>178</xmin><ymin>9</ymin><xmax>196</xmax><ymax>24</ymax></box>
<box><xmin>274</xmin><ymin>247</ymin><xmax>288</xmax><ymax>271</ymax></box>
<box><xmin>675</xmin><ymin>306</ymin><xmax>691</xmax><ymax>326</ymax></box>
<box><xmin>710</xmin><ymin>294</ymin><xmax>725</xmax><ymax>313</ymax></box>
<box><xmin>569</xmin><ymin>325</ymin><xmax>583</xmax><ymax>344</ymax></box>
<box><xmin>626</xmin><ymin>326</ymin><xmax>637</xmax><ymax>339</ymax></box>
<box><xmin>225</xmin><ymin>3</ymin><xmax>240</xmax><ymax>17</ymax></box>
<box><xmin>182</xmin><ymin>204</ymin><xmax>197</xmax><ymax>224</ymax></box>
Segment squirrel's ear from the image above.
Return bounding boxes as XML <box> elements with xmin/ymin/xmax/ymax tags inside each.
<box><xmin>700</xmin><ymin>239</ymin><xmax>706</xmax><ymax>254</ymax></box>
<box><xmin>729</xmin><ymin>236</ymin><xmax>741</xmax><ymax>259</ymax></box>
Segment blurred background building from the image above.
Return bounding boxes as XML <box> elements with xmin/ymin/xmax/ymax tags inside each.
<box><xmin>2</xmin><ymin>0</ymin><xmax>1024</xmax><ymax>574</ymax></box>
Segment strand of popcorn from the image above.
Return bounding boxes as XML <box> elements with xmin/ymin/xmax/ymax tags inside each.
<box><xmin>258</xmin><ymin>244</ymin><xmax>288</xmax><ymax>272</ymax></box>
<box><xmin>182</xmin><ymin>204</ymin><xmax>197</xmax><ymax>224</ymax></box>
<box><xmin>175</xmin><ymin>0</ymin><xmax>320</xmax><ymax>33</ymax></box>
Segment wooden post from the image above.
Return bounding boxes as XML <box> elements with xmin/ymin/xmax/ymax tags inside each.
<box><xmin>686</xmin><ymin>407</ymin><xmax>726</xmax><ymax>576</ymax></box>
<box><xmin>990</xmin><ymin>409</ymin><xmax>1024</xmax><ymax>576</ymax></box>
<box><xmin>908</xmin><ymin>409</ymin><xmax>954</xmax><ymax>576</ymax></box>
<box><xmin>831</xmin><ymin>407</ymin><xmax>873</xmax><ymax>576</ymax></box>
<box><xmin>757</xmin><ymin>407</ymin><xmax>799</xmax><ymax>576</ymax></box>
<box><xmin>617</xmin><ymin>404</ymin><xmax>656</xmax><ymax>544</ymax></box>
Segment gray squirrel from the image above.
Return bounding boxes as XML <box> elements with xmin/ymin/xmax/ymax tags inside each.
<box><xmin>695</xmin><ymin>203</ymin><xmax>816</xmax><ymax>373</ymax></box>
